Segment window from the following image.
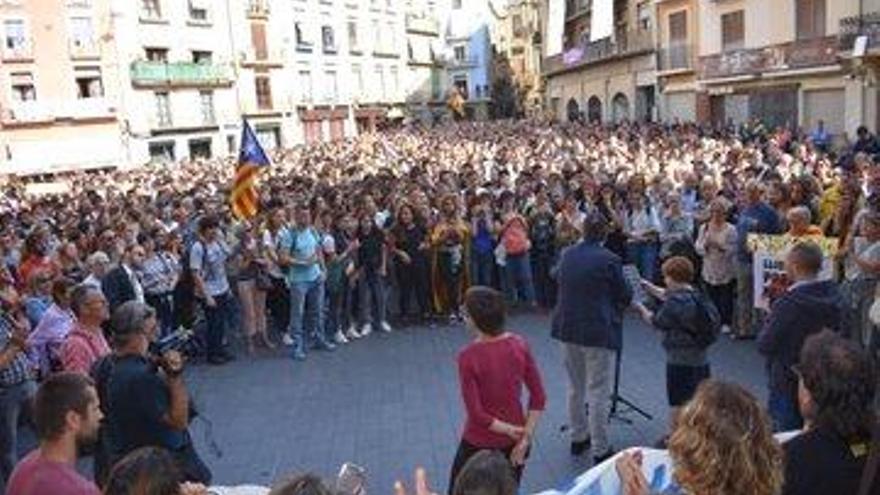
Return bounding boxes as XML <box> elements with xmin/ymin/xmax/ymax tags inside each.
<box><xmin>347</xmin><ymin>21</ymin><xmax>359</xmax><ymax>52</ymax></box>
<box><xmin>389</xmin><ymin>66</ymin><xmax>398</xmax><ymax>98</ymax></box>
<box><xmin>3</xmin><ymin>19</ymin><xmax>26</xmax><ymax>51</ymax></box>
<box><xmin>324</xmin><ymin>69</ymin><xmax>337</xmax><ymax>101</ymax></box>
<box><xmin>454</xmin><ymin>45</ymin><xmax>466</xmax><ymax>61</ymax></box>
<box><xmin>69</xmin><ymin>17</ymin><xmax>94</xmax><ymax>47</ymax></box>
<box><xmin>376</xmin><ymin>66</ymin><xmax>385</xmax><ymax>99</ymax></box>
<box><xmin>351</xmin><ymin>64</ymin><xmax>363</xmax><ymax>98</ymax></box>
<box><xmin>255</xmin><ymin>76</ymin><xmax>272</xmax><ymax>109</ymax></box>
<box><xmin>188</xmin><ymin>0</ymin><xmax>209</xmax><ymax>22</ymax></box>
<box><xmin>199</xmin><ymin>91</ymin><xmax>215</xmax><ymax>124</ymax></box>
<box><xmin>372</xmin><ymin>20</ymin><xmax>380</xmax><ymax>51</ymax></box>
<box><xmin>721</xmin><ymin>10</ymin><xmax>744</xmax><ymax>52</ymax></box>
<box><xmin>141</xmin><ymin>0</ymin><xmax>162</xmax><ymax>20</ymax></box>
<box><xmin>796</xmin><ymin>0</ymin><xmax>825</xmax><ymax>40</ymax></box>
<box><xmin>75</xmin><ymin>70</ymin><xmax>103</xmax><ymax>98</ymax></box>
<box><xmin>145</xmin><ymin>47</ymin><xmax>168</xmax><ymax>62</ymax></box>
<box><xmin>636</xmin><ymin>1</ymin><xmax>651</xmax><ymax>31</ymax></box>
<box><xmin>251</xmin><ymin>23</ymin><xmax>268</xmax><ymax>59</ymax></box>
<box><xmin>322</xmin><ymin>26</ymin><xmax>336</xmax><ymax>53</ymax></box>
<box><xmin>188</xmin><ymin>139</ymin><xmax>212</xmax><ymax>159</ymax></box>
<box><xmin>512</xmin><ymin>14</ymin><xmax>523</xmax><ymax>36</ymax></box>
<box><xmin>298</xmin><ymin>70</ymin><xmax>312</xmax><ymax>101</ymax></box>
<box><xmin>669</xmin><ymin>11</ymin><xmax>687</xmax><ymax>42</ymax></box>
<box><xmin>295</xmin><ymin>23</ymin><xmax>312</xmax><ymax>51</ymax></box>
<box><xmin>452</xmin><ymin>0</ymin><xmax>461</xmax><ymax>9</ymax></box>
<box><xmin>10</xmin><ymin>73</ymin><xmax>35</xmax><ymax>101</ymax></box>
<box><xmin>148</xmin><ymin>141</ymin><xmax>175</xmax><ymax>162</ymax></box>
<box><xmin>192</xmin><ymin>50</ymin><xmax>212</xmax><ymax>64</ymax></box>
<box><xmin>386</xmin><ymin>22</ymin><xmax>395</xmax><ymax>51</ymax></box>
<box><xmin>453</xmin><ymin>77</ymin><xmax>468</xmax><ymax>99</ymax></box>
<box><xmin>155</xmin><ymin>92</ymin><xmax>172</xmax><ymax>127</ymax></box>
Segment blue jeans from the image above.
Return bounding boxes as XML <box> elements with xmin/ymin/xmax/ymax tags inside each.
<box><xmin>202</xmin><ymin>291</ymin><xmax>235</xmax><ymax>358</ymax></box>
<box><xmin>626</xmin><ymin>241</ymin><xmax>659</xmax><ymax>282</ymax></box>
<box><xmin>288</xmin><ymin>279</ymin><xmax>326</xmax><ymax>353</ymax></box>
<box><xmin>768</xmin><ymin>389</ymin><xmax>803</xmax><ymax>432</ymax></box>
<box><xmin>358</xmin><ymin>271</ymin><xmax>387</xmax><ymax>326</ymax></box>
<box><xmin>0</xmin><ymin>379</ymin><xmax>35</xmax><ymax>489</ymax></box>
<box><xmin>471</xmin><ymin>250</ymin><xmax>495</xmax><ymax>288</ymax></box>
<box><xmin>504</xmin><ymin>253</ymin><xmax>536</xmax><ymax>305</ymax></box>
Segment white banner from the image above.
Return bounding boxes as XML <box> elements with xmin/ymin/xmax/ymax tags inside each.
<box><xmin>749</xmin><ymin>234</ymin><xmax>837</xmax><ymax>310</ymax></box>
<box><xmin>590</xmin><ymin>0</ymin><xmax>614</xmax><ymax>42</ymax></box>
<box><xmin>545</xmin><ymin>0</ymin><xmax>565</xmax><ymax>57</ymax></box>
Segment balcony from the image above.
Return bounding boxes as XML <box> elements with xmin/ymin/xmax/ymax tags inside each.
<box><xmin>657</xmin><ymin>43</ymin><xmax>694</xmax><ymax>73</ymax></box>
<box><xmin>698</xmin><ymin>36</ymin><xmax>838</xmax><ymax>81</ymax></box>
<box><xmin>405</xmin><ymin>14</ymin><xmax>439</xmax><ymax>35</ymax></box>
<box><xmin>68</xmin><ymin>39</ymin><xmax>100</xmax><ymax>60</ymax></box>
<box><xmin>839</xmin><ymin>12</ymin><xmax>880</xmax><ymax>55</ymax></box>
<box><xmin>543</xmin><ymin>28</ymin><xmax>654</xmax><ymax>76</ymax></box>
<box><xmin>2</xmin><ymin>40</ymin><xmax>34</xmax><ymax>62</ymax></box>
<box><xmin>130</xmin><ymin>61</ymin><xmax>233</xmax><ymax>89</ymax></box>
<box><xmin>1</xmin><ymin>98</ymin><xmax>115</xmax><ymax>126</ymax></box>
<box><xmin>247</xmin><ymin>0</ymin><xmax>269</xmax><ymax>18</ymax></box>
<box><xmin>447</xmin><ymin>56</ymin><xmax>479</xmax><ymax>70</ymax></box>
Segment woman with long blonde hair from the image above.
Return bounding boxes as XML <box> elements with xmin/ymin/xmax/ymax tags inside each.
<box><xmin>616</xmin><ymin>380</ymin><xmax>783</xmax><ymax>495</ymax></box>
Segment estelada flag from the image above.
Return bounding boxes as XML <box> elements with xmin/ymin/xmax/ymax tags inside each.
<box><xmin>230</xmin><ymin>120</ymin><xmax>270</xmax><ymax>220</ymax></box>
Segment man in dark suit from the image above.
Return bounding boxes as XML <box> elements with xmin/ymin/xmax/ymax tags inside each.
<box><xmin>758</xmin><ymin>242</ymin><xmax>843</xmax><ymax>431</ymax></box>
<box><xmin>101</xmin><ymin>243</ymin><xmax>146</xmax><ymax>315</ymax></box>
<box><xmin>552</xmin><ymin>211</ymin><xmax>632</xmax><ymax>463</ymax></box>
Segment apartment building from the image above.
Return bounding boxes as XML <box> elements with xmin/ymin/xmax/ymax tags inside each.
<box><xmin>404</xmin><ymin>0</ymin><xmax>447</xmax><ymax>124</ymax></box>
<box><xmin>0</xmin><ymin>0</ymin><xmax>124</xmax><ymax>175</ymax></box>
<box><xmin>839</xmin><ymin>0</ymin><xmax>880</xmax><ymax>134</ymax></box>
<box><xmin>655</xmin><ymin>0</ymin><xmax>698</xmax><ymax>122</ymax></box>
<box><xmin>439</xmin><ymin>0</ymin><xmax>496</xmax><ymax>120</ymax></box>
<box><xmin>116</xmin><ymin>0</ymin><xmax>238</xmax><ymax>163</ymax></box>
<box><xmin>694</xmin><ymin>0</ymin><xmax>857</xmax><ymax>136</ymax></box>
<box><xmin>543</xmin><ymin>0</ymin><xmax>657</xmax><ymax>123</ymax></box>
<box><xmin>494</xmin><ymin>0</ymin><xmax>545</xmax><ymax>115</ymax></box>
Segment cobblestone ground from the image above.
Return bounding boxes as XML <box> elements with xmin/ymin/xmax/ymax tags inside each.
<box><xmin>182</xmin><ymin>312</ymin><xmax>766</xmax><ymax>494</ymax></box>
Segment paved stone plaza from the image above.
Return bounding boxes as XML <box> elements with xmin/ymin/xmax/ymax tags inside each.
<box><xmin>183</xmin><ymin>313</ymin><xmax>767</xmax><ymax>494</ymax></box>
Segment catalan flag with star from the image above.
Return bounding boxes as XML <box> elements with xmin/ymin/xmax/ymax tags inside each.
<box><xmin>230</xmin><ymin>120</ymin><xmax>270</xmax><ymax>220</ymax></box>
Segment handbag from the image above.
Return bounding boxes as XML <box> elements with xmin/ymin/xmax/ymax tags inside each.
<box><xmin>255</xmin><ymin>266</ymin><xmax>274</xmax><ymax>291</ymax></box>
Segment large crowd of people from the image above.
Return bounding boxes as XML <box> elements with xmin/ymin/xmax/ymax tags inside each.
<box><xmin>0</xmin><ymin>118</ymin><xmax>878</xmax><ymax>494</ymax></box>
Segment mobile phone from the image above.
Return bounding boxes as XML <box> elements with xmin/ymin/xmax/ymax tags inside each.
<box><xmin>336</xmin><ymin>462</ymin><xmax>367</xmax><ymax>495</ymax></box>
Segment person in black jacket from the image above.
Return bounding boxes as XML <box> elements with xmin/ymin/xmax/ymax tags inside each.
<box><xmin>758</xmin><ymin>242</ymin><xmax>844</xmax><ymax>431</ymax></box>
<box><xmin>635</xmin><ymin>256</ymin><xmax>718</xmax><ymax>413</ymax></box>
<box><xmin>101</xmin><ymin>243</ymin><xmax>146</xmax><ymax>315</ymax></box>
<box><xmin>552</xmin><ymin>210</ymin><xmax>632</xmax><ymax>463</ymax></box>
<box><xmin>782</xmin><ymin>330</ymin><xmax>877</xmax><ymax>495</ymax></box>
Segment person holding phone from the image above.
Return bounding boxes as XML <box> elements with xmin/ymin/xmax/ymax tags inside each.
<box><xmin>449</xmin><ymin>286</ymin><xmax>546</xmax><ymax>493</ymax></box>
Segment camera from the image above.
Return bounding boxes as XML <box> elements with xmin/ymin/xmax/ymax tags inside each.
<box><xmin>150</xmin><ymin>327</ymin><xmax>195</xmax><ymax>356</ymax></box>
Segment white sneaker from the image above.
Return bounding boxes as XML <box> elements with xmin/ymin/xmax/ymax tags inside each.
<box><xmin>360</xmin><ymin>323</ymin><xmax>373</xmax><ymax>337</ymax></box>
<box><xmin>282</xmin><ymin>334</ymin><xmax>294</xmax><ymax>346</ymax></box>
<box><xmin>345</xmin><ymin>327</ymin><xmax>361</xmax><ymax>340</ymax></box>
<box><xmin>334</xmin><ymin>331</ymin><xmax>349</xmax><ymax>345</ymax></box>
<box><xmin>721</xmin><ymin>324</ymin><xmax>732</xmax><ymax>335</ymax></box>
<box><xmin>380</xmin><ymin>321</ymin><xmax>392</xmax><ymax>333</ymax></box>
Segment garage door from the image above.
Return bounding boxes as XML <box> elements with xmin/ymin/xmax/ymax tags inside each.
<box><xmin>803</xmin><ymin>88</ymin><xmax>845</xmax><ymax>135</ymax></box>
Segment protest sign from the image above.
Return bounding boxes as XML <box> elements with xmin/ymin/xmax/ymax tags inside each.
<box><xmin>747</xmin><ymin>234</ymin><xmax>837</xmax><ymax>310</ymax></box>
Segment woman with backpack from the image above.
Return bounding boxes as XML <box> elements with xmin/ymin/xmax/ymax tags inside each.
<box><xmin>497</xmin><ymin>192</ymin><xmax>535</xmax><ymax>308</ymax></box>
<box><xmin>633</xmin><ymin>256</ymin><xmax>720</xmax><ymax>425</ymax></box>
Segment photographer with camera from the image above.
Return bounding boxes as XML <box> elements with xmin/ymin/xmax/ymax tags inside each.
<box><xmin>94</xmin><ymin>300</ymin><xmax>211</xmax><ymax>487</ymax></box>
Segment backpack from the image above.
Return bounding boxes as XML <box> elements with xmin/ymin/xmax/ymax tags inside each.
<box><xmin>501</xmin><ymin>217</ymin><xmax>530</xmax><ymax>256</ymax></box>
<box><xmin>686</xmin><ymin>291</ymin><xmax>721</xmax><ymax>348</ymax></box>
